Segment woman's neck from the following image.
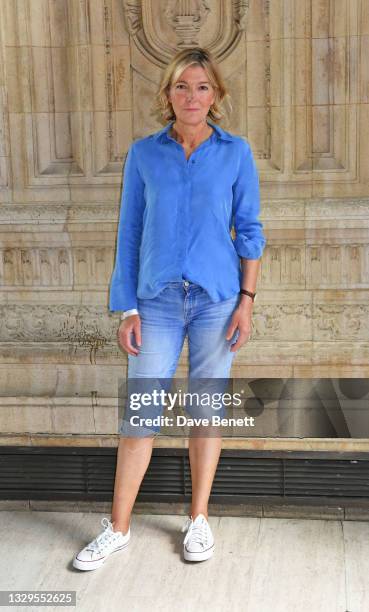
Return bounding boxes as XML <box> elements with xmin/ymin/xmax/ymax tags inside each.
<box><xmin>170</xmin><ymin>120</ymin><xmax>212</xmax><ymax>149</ymax></box>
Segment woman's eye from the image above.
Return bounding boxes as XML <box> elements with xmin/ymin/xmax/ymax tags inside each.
<box><xmin>174</xmin><ymin>84</ymin><xmax>209</xmax><ymax>90</ymax></box>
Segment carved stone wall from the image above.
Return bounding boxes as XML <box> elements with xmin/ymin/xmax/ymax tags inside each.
<box><xmin>0</xmin><ymin>0</ymin><xmax>368</xmax><ymax>444</ymax></box>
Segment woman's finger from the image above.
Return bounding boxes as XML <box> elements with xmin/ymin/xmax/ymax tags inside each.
<box><xmin>225</xmin><ymin>319</ymin><xmax>238</xmax><ymax>340</ymax></box>
<box><xmin>134</xmin><ymin>321</ymin><xmax>142</xmax><ymax>347</ymax></box>
<box><xmin>229</xmin><ymin>331</ymin><xmax>252</xmax><ymax>352</ymax></box>
<box><xmin>125</xmin><ymin>330</ymin><xmax>140</xmax><ymax>356</ymax></box>
<box><xmin>118</xmin><ymin>323</ymin><xmax>140</xmax><ymax>356</ymax></box>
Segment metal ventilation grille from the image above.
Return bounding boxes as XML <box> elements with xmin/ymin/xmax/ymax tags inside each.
<box><xmin>192</xmin><ymin>459</ymin><xmax>285</xmax><ymax>497</ymax></box>
<box><xmin>284</xmin><ymin>459</ymin><xmax>369</xmax><ymax>497</ymax></box>
<box><xmin>0</xmin><ymin>447</ymin><xmax>369</xmax><ymax>503</ymax></box>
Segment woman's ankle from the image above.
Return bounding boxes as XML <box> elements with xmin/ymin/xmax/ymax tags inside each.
<box><xmin>111</xmin><ymin>519</ymin><xmax>130</xmax><ymax>535</ymax></box>
<box><xmin>190</xmin><ymin>510</ymin><xmax>208</xmax><ymax>521</ymax></box>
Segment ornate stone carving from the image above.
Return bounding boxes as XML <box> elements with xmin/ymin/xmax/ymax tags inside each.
<box><xmin>122</xmin><ymin>0</ymin><xmax>247</xmax><ymax>64</ymax></box>
<box><xmin>164</xmin><ymin>0</ymin><xmax>210</xmax><ymax>47</ymax></box>
<box><xmin>0</xmin><ymin>305</ymin><xmax>116</xmax><ymax>364</ymax></box>
<box><xmin>233</xmin><ymin>0</ymin><xmax>249</xmax><ymax>31</ymax></box>
<box><xmin>123</xmin><ymin>0</ymin><xmax>143</xmax><ymax>35</ymax></box>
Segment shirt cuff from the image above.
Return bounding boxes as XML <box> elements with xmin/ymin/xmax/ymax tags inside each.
<box><xmin>120</xmin><ymin>308</ymin><xmax>139</xmax><ymax>320</ymax></box>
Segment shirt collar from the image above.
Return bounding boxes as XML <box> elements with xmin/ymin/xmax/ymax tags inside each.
<box><xmin>152</xmin><ymin>120</ymin><xmax>234</xmax><ymax>143</ymax></box>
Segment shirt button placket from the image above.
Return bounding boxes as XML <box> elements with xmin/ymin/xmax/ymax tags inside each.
<box><xmin>179</xmin><ymin>161</ymin><xmax>191</xmax><ymax>272</ymax></box>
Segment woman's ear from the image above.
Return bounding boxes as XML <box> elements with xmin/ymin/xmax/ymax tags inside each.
<box><xmin>166</xmin><ymin>85</ymin><xmax>172</xmax><ymax>104</ymax></box>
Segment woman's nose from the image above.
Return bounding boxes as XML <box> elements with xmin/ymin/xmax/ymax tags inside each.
<box><xmin>186</xmin><ymin>89</ymin><xmax>196</xmax><ymax>101</ymax></box>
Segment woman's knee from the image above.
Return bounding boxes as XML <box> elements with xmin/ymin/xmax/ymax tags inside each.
<box><xmin>119</xmin><ymin>434</ymin><xmax>155</xmax><ymax>453</ymax></box>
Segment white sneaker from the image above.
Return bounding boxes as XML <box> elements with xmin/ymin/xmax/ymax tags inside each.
<box><xmin>181</xmin><ymin>513</ymin><xmax>215</xmax><ymax>562</ymax></box>
<box><xmin>73</xmin><ymin>517</ymin><xmax>130</xmax><ymax>571</ymax></box>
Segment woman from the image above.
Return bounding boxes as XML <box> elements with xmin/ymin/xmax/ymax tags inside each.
<box><xmin>73</xmin><ymin>47</ymin><xmax>266</xmax><ymax>571</ymax></box>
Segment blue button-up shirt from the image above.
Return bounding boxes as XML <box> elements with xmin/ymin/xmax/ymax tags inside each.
<box><xmin>109</xmin><ymin>120</ymin><xmax>267</xmax><ymax>312</ymax></box>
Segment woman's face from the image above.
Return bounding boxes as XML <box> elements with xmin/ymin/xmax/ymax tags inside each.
<box><xmin>167</xmin><ymin>64</ymin><xmax>216</xmax><ymax>126</ymax></box>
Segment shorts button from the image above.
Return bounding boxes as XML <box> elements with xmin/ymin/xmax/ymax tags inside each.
<box><xmin>183</xmin><ymin>280</ymin><xmax>189</xmax><ymax>286</ymax></box>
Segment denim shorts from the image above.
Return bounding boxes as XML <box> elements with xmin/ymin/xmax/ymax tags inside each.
<box><xmin>119</xmin><ymin>280</ymin><xmax>241</xmax><ymax>436</ymax></box>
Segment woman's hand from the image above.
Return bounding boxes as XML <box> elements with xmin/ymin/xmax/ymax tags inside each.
<box><xmin>225</xmin><ymin>299</ymin><xmax>253</xmax><ymax>352</ymax></box>
<box><xmin>118</xmin><ymin>314</ymin><xmax>142</xmax><ymax>356</ymax></box>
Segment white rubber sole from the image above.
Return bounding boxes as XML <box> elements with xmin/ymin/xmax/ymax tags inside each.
<box><xmin>183</xmin><ymin>544</ymin><xmax>214</xmax><ymax>562</ymax></box>
<box><xmin>73</xmin><ymin>540</ymin><xmax>130</xmax><ymax>571</ymax></box>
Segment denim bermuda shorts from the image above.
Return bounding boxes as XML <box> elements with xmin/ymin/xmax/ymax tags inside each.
<box><xmin>119</xmin><ymin>279</ymin><xmax>241</xmax><ymax>436</ymax></box>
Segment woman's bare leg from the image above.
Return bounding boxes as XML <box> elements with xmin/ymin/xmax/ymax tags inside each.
<box><xmin>188</xmin><ymin>427</ymin><xmax>222</xmax><ymax>520</ymax></box>
<box><xmin>111</xmin><ymin>427</ymin><xmax>222</xmax><ymax>533</ymax></box>
<box><xmin>110</xmin><ymin>436</ymin><xmax>155</xmax><ymax>534</ymax></box>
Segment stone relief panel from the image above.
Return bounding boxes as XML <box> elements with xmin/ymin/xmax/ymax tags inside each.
<box><xmin>294</xmin><ymin>0</ymin><xmax>360</xmax><ymax>183</ymax></box>
<box><xmin>124</xmin><ymin>0</ymin><xmax>277</xmax><ymax>162</ymax></box>
<box><xmin>2</xmin><ymin>0</ymin><xmax>132</xmax><ymax>202</ymax></box>
<box><xmin>0</xmin><ymin>22</ymin><xmax>8</xmax><ymax>192</ymax></box>
<box><xmin>0</xmin><ymin>0</ymin><xmax>368</xmax><ymax>441</ymax></box>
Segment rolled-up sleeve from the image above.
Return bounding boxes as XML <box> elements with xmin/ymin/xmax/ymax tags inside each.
<box><xmin>232</xmin><ymin>139</ymin><xmax>267</xmax><ymax>260</ymax></box>
<box><xmin>109</xmin><ymin>143</ymin><xmax>145</xmax><ymax>311</ymax></box>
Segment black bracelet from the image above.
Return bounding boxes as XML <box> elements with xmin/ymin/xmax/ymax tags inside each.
<box><xmin>239</xmin><ymin>289</ymin><xmax>256</xmax><ymax>302</ymax></box>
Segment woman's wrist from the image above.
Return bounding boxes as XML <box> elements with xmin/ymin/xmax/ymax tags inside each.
<box><xmin>238</xmin><ymin>295</ymin><xmax>254</xmax><ymax>310</ymax></box>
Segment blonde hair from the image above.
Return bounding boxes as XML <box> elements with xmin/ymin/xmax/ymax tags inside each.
<box><xmin>154</xmin><ymin>47</ymin><xmax>232</xmax><ymax>123</ymax></box>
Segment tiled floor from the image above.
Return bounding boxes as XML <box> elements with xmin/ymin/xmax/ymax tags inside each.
<box><xmin>1</xmin><ymin>511</ymin><xmax>368</xmax><ymax>612</ymax></box>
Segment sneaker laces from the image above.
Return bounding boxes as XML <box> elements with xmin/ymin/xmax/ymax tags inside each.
<box><xmin>86</xmin><ymin>517</ymin><xmax>117</xmax><ymax>554</ymax></box>
<box><xmin>181</xmin><ymin>515</ymin><xmax>209</xmax><ymax>547</ymax></box>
